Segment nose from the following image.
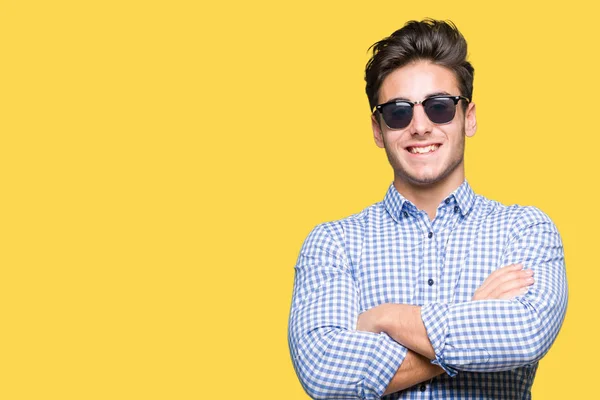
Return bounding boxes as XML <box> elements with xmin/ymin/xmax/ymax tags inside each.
<box><xmin>410</xmin><ymin>104</ymin><xmax>433</xmax><ymax>136</ymax></box>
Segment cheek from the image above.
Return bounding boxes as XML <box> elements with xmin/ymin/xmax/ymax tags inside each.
<box><xmin>383</xmin><ymin>131</ymin><xmax>407</xmax><ymax>148</ymax></box>
<box><xmin>449</xmin><ymin>134</ymin><xmax>466</xmax><ymax>156</ymax></box>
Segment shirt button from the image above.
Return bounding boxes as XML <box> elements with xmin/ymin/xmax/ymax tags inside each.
<box><xmin>428</xmin><ymin>278</ymin><xmax>434</xmax><ymax>286</ymax></box>
<box><xmin>454</xmin><ymin>206</ymin><xmax>459</xmax><ymax>213</ymax></box>
<box><xmin>403</xmin><ymin>211</ymin><xmax>408</xmax><ymax>218</ymax></box>
<box><xmin>428</xmin><ymin>231</ymin><xmax>433</xmax><ymax>238</ymax></box>
<box><xmin>420</xmin><ymin>384</ymin><xmax>426</xmax><ymax>392</ymax></box>
<box><xmin>445</xmin><ymin>198</ymin><xmax>451</xmax><ymax>204</ymax></box>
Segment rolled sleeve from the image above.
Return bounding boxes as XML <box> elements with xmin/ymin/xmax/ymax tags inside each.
<box><xmin>420</xmin><ymin>207</ymin><xmax>567</xmax><ymax>373</ymax></box>
<box><xmin>289</xmin><ymin>223</ymin><xmax>408</xmax><ymax>399</ymax></box>
<box><xmin>420</xmin><ymin>302</ymin><xmax>457</xmax><ymax>376</ymax></box>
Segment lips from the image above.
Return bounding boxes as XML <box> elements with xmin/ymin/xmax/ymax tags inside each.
<box><xmin>406</xmin><ymin>144</ymin><xmax>440</xmax><ymax>154</ymax></box>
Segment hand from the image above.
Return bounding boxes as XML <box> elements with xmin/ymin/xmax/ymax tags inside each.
<box><xmin>356</xmin><ymin>303</ymin><xmax>394</xmax><ymax>333</ymax></box>
<box><xmin>472</xmin><ymin>263</ymin><xmax>534</xmax><ymax>301</ymax></box>
<box><xmin>357</xmin><ymin>303</ymin><xmax>434</xmax><ymax>359</ymax></box>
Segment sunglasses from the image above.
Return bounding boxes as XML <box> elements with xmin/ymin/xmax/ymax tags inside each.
<box><xmin>374</xmin><ymin>95</ymin><xmax>470</xmax><ymax>130</ymax></box>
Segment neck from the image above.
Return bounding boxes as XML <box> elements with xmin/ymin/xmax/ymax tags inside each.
<box><xmin>393</xmin><ymin>169</ymin><xmax>465</xmax><ymax>221</ymax></box>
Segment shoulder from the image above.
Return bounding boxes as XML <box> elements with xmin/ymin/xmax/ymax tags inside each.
<box><xmin>303</xmin><ymin>201</ymin><xmax>384</xmax><ymax>249</ymax></box>
<box><xmin>474</xmin><ymin>194</ymin><xmax>559</xmax><ymax>236</ymax></box>
<box><xmin>297</xmin><ymin>202</ymin><xmax>383</xmax><ymax>270</ymax></box>
<box><xmin>315</xmin><ymin>201</ymin><xmax>384</xmax><ymax>235</ymax></box>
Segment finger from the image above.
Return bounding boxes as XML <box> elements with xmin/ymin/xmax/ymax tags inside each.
<box><xmin>474</xmin><ymin>265</ymin><xmax>532</xmax><ymax>301</ymax></box>
<box><xmin>488</xmin><ymin>275</ymin><xmax>534</xmax><ymax>299</ymax></box>
<box><xmin>484</xmin><ymin>267</ymin><xmax>532</xmax><ymax>296</ymax></box>
<box><xmin>477</xmin><ymin>263</ymin><xmax>522</xmax><ymax>294</ymax></box>
<box><xmin>485</xmin><ymin>272</ymin><xmax>533</xmax><ymax>300</ymax></box>
<box><xmin>476</xmin><ymin>264</ymin><xmax>526</xmax><ymax>298</ymax></box>
<box><xmin>496</xmin><ymin>286</ymin><xmax>530</xmax><ymax>300</ymax></box>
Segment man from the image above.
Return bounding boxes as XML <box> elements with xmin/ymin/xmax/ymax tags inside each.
<box><xmin>288</xmin><ymin>19</ymin><xmax>567</xmax><ymax>399</ymax></box>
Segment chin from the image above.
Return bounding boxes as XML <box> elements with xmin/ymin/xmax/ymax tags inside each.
<box><xmin>399</xmin><ymin>164</ymin><xmax>458</xmax><ymax>187</ymax></box>
<box><xmin>402</xmin><ymin>168</ymin><xmax>443</xmax><ymax>185</ymax></box>
<box><xmin>406</xmin><ymin>175</ymin><xmax>444</xmax><ymax>186</ymax></box>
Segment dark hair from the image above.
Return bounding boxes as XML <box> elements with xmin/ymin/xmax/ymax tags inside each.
<box><xmin>365</xmin><ymin>19</ymin><xmax>474</xmax><ymax>112</ymax></box>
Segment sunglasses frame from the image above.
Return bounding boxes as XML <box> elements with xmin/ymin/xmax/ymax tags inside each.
<box><xmin>373</xmin><ymin>95</ymin><xmax>471</xmax><ymax>130</ymax></box>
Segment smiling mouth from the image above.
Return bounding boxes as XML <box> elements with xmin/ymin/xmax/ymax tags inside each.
<box><xmin>407</xmin><ymin>144</ymin><xmax>440</xmax><ymax>154</ymax></box>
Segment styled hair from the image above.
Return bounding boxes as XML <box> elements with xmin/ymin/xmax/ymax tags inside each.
<box><xmin>365</xmin><ymin>19</ymin><xmax>474</xmax><ymax>111</ymax></box>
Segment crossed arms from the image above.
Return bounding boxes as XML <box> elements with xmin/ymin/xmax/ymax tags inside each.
<box><xmin>288</xmin><ymin>207</ymin><xmax>567</xmax><ymax>399</ymax></box>
<box><xmin>356</xmin><ymin>264</ymin><xmax>536</xmax><ymax>395</ymax></box>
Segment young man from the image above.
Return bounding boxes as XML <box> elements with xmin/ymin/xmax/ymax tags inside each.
<box><xmin>288</xmin><ymin>19</ymin><xmax>567</xmax><ymax>399</ymax></box>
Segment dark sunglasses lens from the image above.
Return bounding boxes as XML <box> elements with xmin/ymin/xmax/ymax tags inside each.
<box><xmin>382</xmin><ymin>103</ymin><xmax>413</xmax><ymax>129</ymax></box>
<box><xmin>424</xmin><ymin>98</ymin><xmax>456</xmax><ymax>124</ymax></box>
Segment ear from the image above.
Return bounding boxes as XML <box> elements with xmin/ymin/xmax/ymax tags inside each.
<box><xmin>465</xmin><ymin>102</ymin><xmax>477</xmax><ymax>138</ymax></box>
<box><xmin>371</xmin><ymin>113</ymin><xmax>385</xmax><ymax>148</ymax></box>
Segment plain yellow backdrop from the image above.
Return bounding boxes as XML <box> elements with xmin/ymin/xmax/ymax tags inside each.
<box><xmin>0</xmin><ymin>1</ymin><xmax>596</xmax><ymax>398</ymax></box>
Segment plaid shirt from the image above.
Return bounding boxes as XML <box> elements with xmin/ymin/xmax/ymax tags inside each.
<box><xmin>288</xmin><ymin>181</ymin><xmax>567</xmax><ymax>399</ymax></box>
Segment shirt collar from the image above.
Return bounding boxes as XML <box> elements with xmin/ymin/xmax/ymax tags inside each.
<box><xmin>383</xmin><ymin>184</ymin><xmax>409</xmax><ymax>224</ymax></box>
<box><xmin>383</xmin><ymin>180</ymin><xmax>476</xmax><ymax>223</ymax></box>
<box><xmin>448</xmin><ymin>180</ymin><xmax>476</xmax><ymax>217</ymax></box>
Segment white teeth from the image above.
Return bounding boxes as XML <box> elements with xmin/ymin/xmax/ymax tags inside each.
<box><xmin>408</xmin><ymin>144</ymin><xmax>439</xmax><ymax>154</ymax></box>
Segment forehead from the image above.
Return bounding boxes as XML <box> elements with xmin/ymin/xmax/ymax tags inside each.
<box><xmin>379</xmin><ymin>61</ymin><xmax>459</xmax><ymax>103</ymax></box>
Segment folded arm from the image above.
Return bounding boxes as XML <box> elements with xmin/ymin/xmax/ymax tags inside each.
<box><xmin>289</xmin><ymin>223</ymin><xmax>441</xmax><ymax>399</ymax></box>
<box><xmin>358</xmin><ymin>207</ymin><xmax>568</xmax><ymax>376</ymax></box>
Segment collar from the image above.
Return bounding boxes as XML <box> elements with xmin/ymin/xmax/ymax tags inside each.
<box><xmin>383</xmin><ymin>180</ymin><xmax>476</xmax><ymax>223</ymax></box>
<box><xmin>447</xmin><ymin>180</ymin><xmax>476</xmax><ymax>217</ymax></box>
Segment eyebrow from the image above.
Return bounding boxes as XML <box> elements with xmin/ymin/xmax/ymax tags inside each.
<box><xmin>385</xmin><ymin>91</ymin><xmax>452</xmax><ymax>103</ymax></box>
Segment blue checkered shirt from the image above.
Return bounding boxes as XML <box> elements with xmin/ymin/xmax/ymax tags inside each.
<box><xmin>288</xmin><ymin>181</ymin><xmax>567</xmax><ymax>399</ymax></box>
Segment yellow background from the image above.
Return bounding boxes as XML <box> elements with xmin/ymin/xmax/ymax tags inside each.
<box><xmin>0</xmin><ymin>1</ymin><xmax>596</xmax><ymax>398</ymax></box>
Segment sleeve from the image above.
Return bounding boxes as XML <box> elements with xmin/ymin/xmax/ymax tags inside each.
<box><xmin>288</xmin><ymin>223</ymin><xmax>408</xmax><ymax>399</ymax></box>
<box><xmin>420</xmin><ymin>207</ymin><xmax>568</xmax><ymax>375</ymax></box>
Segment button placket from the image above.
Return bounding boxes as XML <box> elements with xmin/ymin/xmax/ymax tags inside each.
<box><xmin>419</xmin><ymin>214</ymin><xmax>437</xmax><ymax>303</ymax></box>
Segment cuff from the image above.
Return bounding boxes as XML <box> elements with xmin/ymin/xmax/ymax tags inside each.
<box><xmin>358</xmin><ymin>333</ymin><xmax>408</xmax><ymax>399</ymax></box>
<box><xmin>420</xmin><ymin>303</ymin><xmax>457</xmax><ymax>377</ymax></box>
